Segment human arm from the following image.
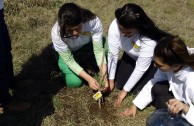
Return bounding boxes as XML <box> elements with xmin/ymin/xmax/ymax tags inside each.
<box><xmin>174</xmin><ymin>73</ymin><xmax>194</xmax><ymax>125</ymax></box>
<box><xmin>115</xmin><ymin>89</ymin><xmax>128</xmax><ymax>107</ymax></box>
<box><xmin>107</xmin><ymin>19</ymin><xmax>121</xmax><ymax>90</ymax></box>
<box><xmin>116</xmin><ymin>39</ymin><xmax>157</xmax><ymax>106</ymax></box>
<box><xmin>120</xmin><ymin>104</ymin><xmax>137</xmax><ymax>117</ymax></box>
<box><xmin>123</xmin><ymin>38</ymin><xmax>157</xmax><ymax>92</ymax></box>
<box><xmin>79</xmin><ymin>70</ymin><xmax>99</xmax><ymax>90</ymax></box>
<box><xmin>59</xmin><ymin>51</ymin><xmax>100</xmax><ymax>90</ymax></box>
<box><xmin>93</xmin><ymin>42</ymin><xmax>108</xmax><ymax>91</ymax></box>
<box><xmin>100</xmin><ymin>63</ymin><xmax>109</xmax><ymax>92</ymax></box>
<box><xmin>89</xmin><ymin>16</ymin><xmax>105</xmax><ymax>66</ymax></box>
<box><xmin>87</xmin><ymin>16</ymin><xmax>109</xmax><ymax>91</ymax></box>
<box><xmin>51</xmin><ymin>22</ymin><xmax>84</xmax><ymax>75</ymax></box>
<box><xmin>115</xmin><ymin>57</ymin><xmax>153</xmax><ymax>107</ymax></box>
<box><xmin>58</xmin><ymin>50</ymin><xmax>100</xmax><ymax>90</ymax></box>
<box><xmin>118</xmin><ymin>70</ymin><xmax>167</xmax><ymax>117</ymax></box>
<box><xmin>51</xmin><ymin>22</ymin><xmax>99</xmax><ymax>90</ymax></box>
<box><xmin>132</xmin><ymin>69</ymin><xmax>168</xmax><ymax>110</ymax></box>
<box><xmin>166</xmin><ymin>99</ymin><xmax>189</xmax><ymax>115</ymax></box>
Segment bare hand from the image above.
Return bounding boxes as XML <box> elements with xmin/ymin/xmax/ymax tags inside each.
<box><xmin>166</xmin><ymin>98</ymin><xmax>189</xmax><ymax>115</ymax></box>
<box><xmin>100</xmin><ymin>64</ymin><xmax>110</xmax><ymax>92</ymax></box>
<box><xmin>100</xmin><ymin>64</ymin><xmax>107</xmax><ymax>80</ymax></box>
<box><xmin>101</xmin><ymin>78</ymin><xmax>109</xmax><ymax>93</ymax></box>
<box><xmin>88</xmin><ymin>78</ymin><xmax>99</xmax><ymax>90</ymax></box>
<box><xmin>115</xmin><ymin>89</ymin><xmax>127</xmax><ymax>107</ymax></box>
<box><xmin>109</xmin><ymin>80</ymin><xmax>115</xmax><ymax>91</ymax></box>
<box><xmin>120</xmin><ymin>105</ymin><xmax>137</xmax><ymax>117</ymax></box>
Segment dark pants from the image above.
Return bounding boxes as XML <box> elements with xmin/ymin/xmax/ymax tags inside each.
<box><xmin>151</xmin><ymin>81</ymin><xmax>174</xmax><ymax>109</ymax></box>
<box><xmin>55</xmin><ymin>37</ymin><xmax>107</xmax><ymax>87</ymax></box>
<box><xmin>0</xmin><ymin>9</ymin><xmax>14</xmax><ymax>106</ymax></box>
<box><xmin>146</xmin><ymin>109</ymin><xmax>192</xmax><ymax>126</ymax></box>
<box><xmin>72</xmin><ymin>36</ymin><xmax>107</xmax><ymax>74</ymax></box>
<box><xmin>72</xmin><ymin>42</ymin><xmax>100</xmax><ymax>75</ymax></box>
<box><xmin>115</xmin><ymin>53</ymin><xmax>157</xmax><ymax>93</ymax></box>
<box><xmin>147</xmin><ymin>82</ymin><xmax>192</xmax><ymax>126</ymax></box>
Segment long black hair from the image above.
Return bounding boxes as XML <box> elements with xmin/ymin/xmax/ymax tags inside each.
<box><xmin>58</xmin><ymin>3</ymin><xmax>96</xmax><ymax>39</ymax></box>
<box><xmin>154</xmin><ymin>35</ymin><xmax>194</xmax><ymax>69</ymax></box>
<box><xmin>115</xmin><ymin>3</ymin><xmax>171</xmax><ymax>41</ymax></box>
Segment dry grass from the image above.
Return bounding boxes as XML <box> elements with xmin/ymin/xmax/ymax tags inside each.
<box><xmin>0</xmin><ymin>0</ymin><xmax>194</xmax><ymax>126</ymax></box>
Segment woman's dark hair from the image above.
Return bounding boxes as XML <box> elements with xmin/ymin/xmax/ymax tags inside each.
<box><xmin>154</xmin><ymin>35</ymin><xmax>194</xmax><ymax>69</ymax></box>
<box><xmin>115</xmin><ymin>3</ymin><xmax>171</xmax><ymax>41</ymax></box>
<box><xmin>58</xmin><ymin>3</ymin><xmax>96</xmax><ymax>39</ymax></box>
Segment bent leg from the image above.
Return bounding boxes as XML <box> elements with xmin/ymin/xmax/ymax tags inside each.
<box><xmin>57</xmin><ymin>54</ymin><xmax>82</xmax><ymax>88</ymax></box>
<box><xmin>151</xmin><ymin>81</ymin><xmax>174</xmax><ymax>109</ymax></box>
<box><xmin>132</xmin><ymin>62</ymin><xmax>157</xmax><ymax>93</ymax></box>
<box><xmin>115</xmin><ymin>53</ymin><xmax>135</xmax><ymax>90</ymax></box>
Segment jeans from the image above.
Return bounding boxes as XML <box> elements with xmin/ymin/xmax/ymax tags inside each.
<box><xmin>146</xmin><ymin>109</ymin><xmax>192</xmax><ymax>126</ymax></box>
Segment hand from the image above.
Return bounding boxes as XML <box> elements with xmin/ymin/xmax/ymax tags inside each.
<box><xmin>115</xmin><ymin>89</ymin><xmax>127</xmax><ymax>107</ymax></box>
<box><xmin>120</xmin><ymin>105</ymin><xmax>137</xmax><ymax>117</ymax></box>
<box><xmin>99</xmin><ymin>64</ymin><xmax>109</xmax><ymax>92</ymax></box>
<box><xmin>109</xmin><ymin>79</ymin><xmax>115</xmax><ymax>91</ymax></box>
<box><xmin>166</xmin><ymin>98</ymin><xmax>189</xmax><ymax>115</ymax></box>
<box><xmin>100</xmin><ymin>64</ymin><xmax>107</xmax><ymax>80</ymax></box>
<box><xmin>101</xmin><ymin>77</ymin><xmax>109</xmax><ymax>93</ymax></box>
<box><xmin>87</xmin><ymin>77</ymin><xmax>99</xmax><ymax>90</ymax></box>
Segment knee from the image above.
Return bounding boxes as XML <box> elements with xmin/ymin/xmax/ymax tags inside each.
<box><xmin>65</xmin><ymin>74</ymin><xmax>82</xmax><ymax>88</ymax></box>
<box><xmin>151</xmin><ymin>84</ymin><xmax>162</xmax><ymax>97</ymax></box>
<box><xmin>115</xmin><ymin>83</ymin><xmax>123</xmax><ymax>90</ymax></box>
<box><xmin>151</xmin><ymin>81</ymin><xmax>169</xmax><ymax>98</ymax></box>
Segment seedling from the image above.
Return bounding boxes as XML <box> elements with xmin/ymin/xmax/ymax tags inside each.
<box><xmin>93</xmin><ymin>41</ymin><xmax>107</xmax><ymax>109</ymax></box>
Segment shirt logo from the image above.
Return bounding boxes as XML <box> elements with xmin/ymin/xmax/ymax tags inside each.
<box><xmin>132</xmin><ymin>41</ymin><xmax>140</xmax><ymax>52</ymax></box>
<box><xmin>81</xmin><ymin>31</ymin><xmax>91</xmax><ymax>36</ymax></box>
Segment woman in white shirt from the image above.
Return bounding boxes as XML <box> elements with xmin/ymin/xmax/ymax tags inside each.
<box><xmin>120</xmin><ymin>36</ymin><xmax>194</xmax><ymax>126</ymax></box>
<box><xmin>51</xmin><ymin>3</ymin><xmax>108</xmax><ymax>91</ymax></box>
<box><xmin>107</xmin><ymin>3</ymin><xmax>171</xmax><ymax>107</ymax></box>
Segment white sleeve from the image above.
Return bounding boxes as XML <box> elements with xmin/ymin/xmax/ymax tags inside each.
<box><xmin>87</xmin><ymin>17</ymin><xmax>104</xmax><ymax>66</ymax></box>
<box><xmin>51</xmin><ymin>22</ymin><xmax>68</xmax><ymax>52</ymax></box>
<box><xmin>182</xmin><ymin>73</ymin><xmax>194</xmax><ymax>125</ymax></box>
<box><xmin>187</xmin><ymin>47</ymin><xmax>194</xmax><ymax>55</ymax></box>
<box><xmin>123</xmin><ymin>56</ymin><xmax>152</xmax><ymax>92</ymax></box>
<box><xmin>133</xmin><ymin>69</ymin><xmax>168</xmax><ymax>110</ymax></box>
<box><xmin>107</xmin><ymin>20</ymin><xmax>120</xmax><ymax>79</ymax></box>
<box><xmin>123</xmin><ymin>39</ymin><xmax>156</xmax><ymax>92</ymax></box>
<box><xmin>88</xmin><ymin>16</ymin><xmax>103</xmax><ymax>43</ymax></box>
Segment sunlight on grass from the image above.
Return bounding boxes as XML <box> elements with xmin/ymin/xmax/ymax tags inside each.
<box><xmin>2</xmin><ymin>0</ymin><xmax>194</xmax><ymax>125</ymax></box>
<box><xmin>53</xmin><ymin>95</ymin><xmax>63</xmax><ymax>112</ymax></box>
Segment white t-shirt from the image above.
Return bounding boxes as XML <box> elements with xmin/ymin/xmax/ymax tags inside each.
<box><xmin>133</xmin><ymin>66</ymin><xmax>194</xmax><ymax>125</ymax></box>
<box><xmin>51</xmin><ymin>16</ymin><xmax>104</xmax><ymax>75</ymax></box>
<box><xmin>0</xmin><ymin>0</ymin><xmax>3</xmax><ymax>10</ymax></box>
<box><xmin>51</xmin><ymin>16</ymin><xmax>103</xmax><ymax>52</ymax></box>
<box><xmin>108</xmin><ymin>19</ymin><xmax>157</xmax><ymax>92</ymax></box>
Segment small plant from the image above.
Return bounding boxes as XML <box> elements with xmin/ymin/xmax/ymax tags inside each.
<box><xmin>92</xmin><ymin>73</ymin><xmax>105</xmax><ymax>109</ymax></box>
<box><xmin>92</xmin><ymin>42</ymin><xmax>107</xmax><ymax>109</ymax></box>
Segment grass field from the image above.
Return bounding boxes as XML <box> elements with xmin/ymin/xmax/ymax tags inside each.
<box><xmin>1</xmin><ymin>0</ymin><xmax>194</xmax><ymax>126</ymax></box>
